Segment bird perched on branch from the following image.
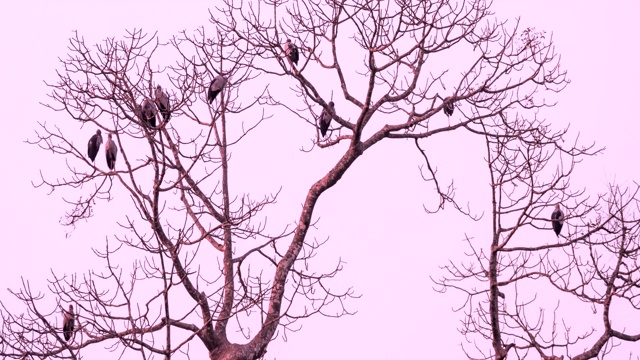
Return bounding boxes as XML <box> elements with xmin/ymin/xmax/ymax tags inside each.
<box><xmin>551</xmin><ymin>203</ymin><xmax>564</xmax><ymax>237</ymax></box>
<box><xmin>140</xmin><ymin>99</ymin><xmax>158</xmax><ymax>128</ymax></box>
<box><xmin>319</xmin><ymin>101</ymin><xmax>335</xmax><ymax>137</ymax></box>
<box><xmin>154</xmin><ymin>85</ymin><xmax>171</xmax><ymax>122</ymax></box>
<box><xmin>62</xmin><ymin>304</ymin><xmax>75</xmax><ymax>342</ymax></box>
<box><xmin>87</xmin><ymin>129</ymin><xmax>103</xmax><ymax>163</ymax></box>
<box><xmin>105</xmin><ymin>133</ymin><xmax>118</xmax><ymax>171</ymax></box>
<box><xmin>284</xmin><ymin>39</ymin><xmax>299</xmax><ymax>66</ymax></box>
<box><xmin>208</xmin><ymin>75</ymin><xmax>227</xmax><ymax>104</ymax></box>
<box><xmin>443</xmin><ymin>97</ymin><xmax>455</xmax><ymax>116</ymax></box>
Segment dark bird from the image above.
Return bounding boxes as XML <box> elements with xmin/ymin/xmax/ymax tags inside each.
<box><xmin>141</xmin><ymin>99</ymin><xmax>158</xmax><ymax>127</ymax></box>
<box><xmin>551</xmin><ymin>203</ymin><xmax>564</xmax><ymax>237</ymax></box>
<box><xmin>319</xmin><ymin>101</ymin><xmax>335</xmax><ymax>137</ymax></box>
<box><xmin>208</xmin><ymin>75</ymin><xmax>227</xmax><ymax>104</ymax></box>
<box><xmin>154</xmin><ymin>85</ymin><xmax>171</xmax><ymax>122</ymax></box>
<box><xmin>443</xmin><ymin>97</ymin><xmax>455</xmax><ymax>116</ymax></box>
<box><xmin>105</xmin><ymin>133</ymin><xmax>118</xmax><ymax>171</ymax></box>
<box><xmin>62</xmin><ymin>305</ymin><xmax>75</xmax><ymax>342</ymax></box>
<box><xmin>284</xmin><ymin>39</ymin><xmax>299</xmax><ymax>65</ymax></box>
<box><xmin>87</xmin><ymin>129</ymin><xmax>103</xmax><ymax>163</ymax></box>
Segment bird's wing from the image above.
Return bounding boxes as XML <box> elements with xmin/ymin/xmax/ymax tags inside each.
<box><xmin>319</xmin><ymin>109</ymin><xmax>327</xmax><ymax>121</ymax></box>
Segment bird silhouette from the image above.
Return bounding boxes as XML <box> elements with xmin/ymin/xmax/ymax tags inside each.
<box><xmin>443</xmin><ymin>97</ymin><xmax>455</xmax><ymax>116</ymax></box>
<box><xmin>319</xmin><ymin>101</ymin><xmax>335</xmax><ymax>137</ymax></box>
<box><xmin>62</xmin><ymin>304</ymin><xmax>75</xmax><ymax>342</ymax></box>
<box><xmin>284</xmin><ymin>39</ymin><xmax>299</xmax><ymax>65</ymax></box>
<box><xmin>208</xmin><ymin>75</ymin><xmax>228</xmax><ymax>104</ymax></box>
<box><xmin>551</xmin><ymin>203</ymin><xmax>564</xmax><ymax>237</ymax></box>
<box><xmin>140</xmin><ymin>99</ymin><xmax>158</xmax><ymax>127</ymax></box>
<box><xmin>154</xmin><ymin>85</ymin><xmax>171</xmax><ymax>122</ymax></box>
<box><xmin>87</xmin><ymin>129</ymin><xmax>103</xmax><ymax>163</ymax></box>
<box><xmin>105</xmin><ymin>133</ymin><xmax>118</xmax><ymax>171</ymax></box>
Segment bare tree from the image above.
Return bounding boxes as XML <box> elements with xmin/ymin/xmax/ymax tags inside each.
<box><xmin>434</xmin><ymin>109</ymin><xmax>640</xmax><ymax>359</ymax></box>
<box><xmin>0</xmin><ymin>0</ymin><xmax>587</xmax><ymax>359</ymax></box>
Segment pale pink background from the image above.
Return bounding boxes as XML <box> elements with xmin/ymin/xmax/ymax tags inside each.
<box><xmin>0</xmin><ymin>1</ymin><xmax>638</xmax><ymax>358</ymax></box>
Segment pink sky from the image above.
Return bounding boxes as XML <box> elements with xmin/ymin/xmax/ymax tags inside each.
<box><xmin>0</xmin><ymin>1</ymin><xmax>638</xmax><ymax>358</ymax></box>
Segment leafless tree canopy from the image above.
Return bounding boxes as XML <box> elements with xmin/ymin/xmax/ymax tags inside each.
<box><xmin>2</xmin><ymin>0</ymin><xmax>638</xmax><ymax>359</ymax></box>
<box><xmin>434</xmin><ymin>113</ymin><xmax>640</xmax><ymax>359</ymax></box>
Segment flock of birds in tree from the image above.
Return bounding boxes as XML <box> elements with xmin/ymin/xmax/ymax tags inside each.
<box><xmin>75</xmin><ymin>40</ymin><xmax>565</xmax><ymax>341</ymax></box>
<box><xmin>86</xmin><ymin>85</ymin><xmax>174</xmax><ymax>170</ymax></box>
<box><xmin>85</xmin><ymin>40</ymin><xmax>301</xmax><ymax>172</ymax></box>
<box><xmin>87</xmin><ymin>39</ymin><xmax>460</xmax><ymax>170</ymax></box>
<box><xmin>87</xmin><ymin>129</ymin><xmax>118</xmax><ymax>171</ymax></box>
<box><xmin>288</xmin><ymin>40</ymin><xmax>564</xmax><ymax>240</ymax></box>
<box><xmin>86</xmin><ymin>75</ymin><xmax>231</xmax><ymax>171</ymax></box>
